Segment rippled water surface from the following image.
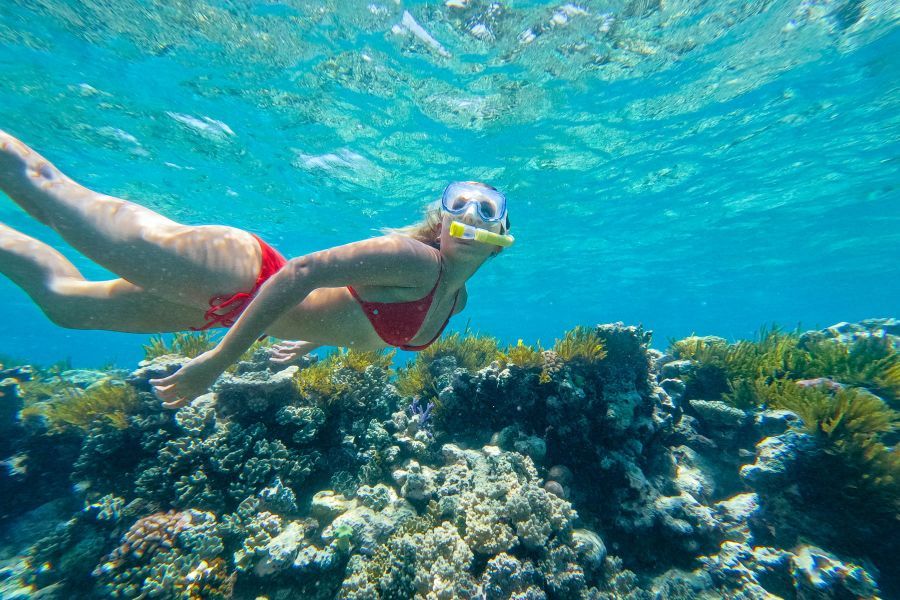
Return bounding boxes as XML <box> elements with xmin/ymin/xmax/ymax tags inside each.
<box><xmin>1</xmin><ymin>0</ymin><xmax>898</xmax><ymax>365</ymax></box>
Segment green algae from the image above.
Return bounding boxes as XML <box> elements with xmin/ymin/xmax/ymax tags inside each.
<box><xmin>293</xmin><ymin>347</ymin><xmax>395</xmax><ymax>404</ymax></box>
<box><xmin>672</xmin><ymin>327</ymin><xmax>900</xmax><ymax>409</ymax></box>
<box><xmin>669</xmin><ymin>327</ymin><xmax>900</xmax><ymax>518</ymax></box>
<box><xmin>394</xmin><ymin>331</ymin><xmax>503</xmax><ymax>400</ymax></box>
<box><xmin>552</xmin><ymin>325</ymin><xmax>608</xmax><ymax>363</ymax></box>
<box><xmin>143</xmin><ymin>331</ymin><xmax>217</xmax><ymax>360</ymax></box>
<box><xmin>28</xmin><ymin>381</ymin><xmax>139</xmax><ymax>433</ymax></box>
<box><xmin>799</xmin><ymin>336</ymin><xmax>900</xmax><ymax>406</ymax></box>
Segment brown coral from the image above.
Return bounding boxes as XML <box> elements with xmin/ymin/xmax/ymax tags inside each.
<box><xmin>100</xmin><ymin>510</ymin><xmax>194</xmax><ymax>570</ymax></box>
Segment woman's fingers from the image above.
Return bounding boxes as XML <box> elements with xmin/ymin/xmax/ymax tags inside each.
<box><xmin>148</xmin><ymin>351</ymin><xmax>224</xmax><ymax>409</ymax></box>
<box><xmin>150</xmin><ymin>374</ymin><xmax>189</xmax><ymax>409</ymax></box>
<box><xmin>149</xmin><ymin>374</ymin><xmax>175</xmax><ymax>387</ymax></box>
<box><xmin>271</xmin><ymin>351</ymin><xmax>298</xmax><ymax>364</ymax></box>
<box><xmin>270</xmin><ymin>340</ymin><xmax>313</xmax><ymax>364</ymax></box>
<box><xmin>273</xmin><ymin>341</ymin><xmax>304</xmax><ymax>352</ymax></box>
<box><xmin>151</xmin><ymin>382</ymin><xmax>181</xmax><ymax>406</ymax></box>
<box><xmin>162</xmin><ymin>396</ymin><xmax>188</xmax><ymax>409</ymax></box>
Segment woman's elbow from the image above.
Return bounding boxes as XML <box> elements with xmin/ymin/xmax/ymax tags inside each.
<box><xmin>284</xmin><ymin>255</ymin><xmax>329</xmax><ymax>290</ymax></box>
<box><xmin>272</xmin><ymin>256</ymin><xmax>310</xmax><ymax>290</ymax></box>
<box><xmin>286</xmin><ymin>256</ymin><xmax>314</xmax><ymax>277</ymax></box>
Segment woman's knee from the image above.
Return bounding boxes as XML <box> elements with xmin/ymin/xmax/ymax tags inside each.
<box><xmin>39</xmin><ymin>293</ymin><xmax>92</xmax><ymax>329</ymax></box>
<box><xmin>40</xmin><ymin>282</ymin><xmax>105</xmax><ymax>330</ymax></box>
<box><xmin>41</xmin><ymin>302</ymin><xmax>88</xmax><ymax>329</ymax></box>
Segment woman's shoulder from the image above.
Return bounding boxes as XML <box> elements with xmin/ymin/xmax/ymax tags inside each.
<box><xmin>378</xmin><ymin>234</ymin><xmax>440</xmax><ymax>263</ymax></box>
<box><xmin>330</xmin><ymin>234</ymin><xmax>437</xmax><ymax>262</ymax></box>
<box><xmin>361</xmin><ymin>234</ymin><xmax>441</xmax><ymax>287</ymax></box>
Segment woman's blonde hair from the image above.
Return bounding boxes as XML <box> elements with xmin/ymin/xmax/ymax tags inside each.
<box><xmin>381</xmin><ymin>201</ymin><xmax>444</xmax><ymax>248</ymax></box>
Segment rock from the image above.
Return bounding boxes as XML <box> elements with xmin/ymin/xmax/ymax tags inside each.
<box><xmin>753</xmin><ymin>410</ymin><xmax>800</xmax><ymax>438</ymax></box>
<box><xmin>214</xmin><ymin>365</ymin><xmax>299</xmax><ymax>398</ymax></box>
<box><xmin>355</xmin><ymin>484</ymin><xmax>392</xmax><ymax>511</ymax></box>
<box><xmin>324</xmin><ymin>498</ymin><xmax>414</xmax><ymax>556</ymax></box>
<box><xmin>392</xmin><ymin>460</ymin><xmax>437</xmax><ymax>501</ymax></box>
<box><xmin>543</xmin><ymin>480</ymin><xmax>566</xmax><ymax>499</ymax></box>
<box><xmin>256</xmin><ymin>521</ymin><xmax>306</xmax><ymax>575</ymax></box>
<box><xmin>547</xmin><ymin>465</ymin><xmax>573</xmax><ymax>486</ymax></box>
<box><xmin>688</xmin><ymin>399</ymin><xmax>747</xmax><ymax>429</ymax></box>
<box><xmin>513</xmin><ymin>435</ymin><xmax>547</xmax><ymax>463</ymax></box>
<box><xmin>659</xmin><ymin>378</ymin><xmax>686</xmax><ymax>400</ymax></box>
<box><xmin>672</xmin><ymin>446</ymin><xmax>714</xmax><ymax>501</ymax></box>
<box><xmin>791</xmin><ymin>545</ymin><xmax>880</xmax><ymax>599</ymax></box>
<box><xmin>660</xmin><ymin>359</ymin><xmax>696</xmax><ymax>380</ymax></box>
<box><xmin>127</xmin><ymin>354</ymin><xmax>188</xmax><ymax>389</ymax></box>
<box><xmin>310</xmin><ymin>490</ymin><xmax>353</xmax><ymax>522</ymax></box>
<box><xmin>740</xmin><ymin>430</ymin><xmax>816</xmax><ymax>491</ymax></box>
<box><xmin>293</xmin><ymin>544</ymin><xmax>338</xmax><ymax>572</ymax></box>
<box><xmin>715</xmin><ymin>493</ymin><xmax>759</xmax><ymax>526</ymax></box>
<box><xmin>571</xmin><ymin>529</ymin><xmax>606</xmax><ymax>569</ymax></box>
<box><xmin>258</xmin><ymin>478</ymin><xmax>298</xmax><ymax>514</ymax></box>
<box><xmin>59</xmin><ymin>370</ymin><xmax>106</xmax><ymax>388</ymax></box>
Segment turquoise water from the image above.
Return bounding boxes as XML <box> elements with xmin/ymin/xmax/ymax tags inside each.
<box><xmin>1</xmin><ymin>0</ymin><xmax>898</xmax><ymax>366</ymax></box>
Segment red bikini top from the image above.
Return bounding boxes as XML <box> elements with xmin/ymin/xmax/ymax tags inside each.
<box><xmin>348</xmin><ymin>258</ymin><xmax>458</xmax><ymax>351</ymax></box>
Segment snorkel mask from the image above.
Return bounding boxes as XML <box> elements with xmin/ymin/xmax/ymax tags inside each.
<box><xmin>441</xmin><ymin>181</ymin><xmax>515</xmax><ymax>247</ymax></box>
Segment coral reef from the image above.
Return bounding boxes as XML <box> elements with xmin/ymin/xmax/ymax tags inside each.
<box><xmin>0</xmin><ymin>320</ymin><xmax>896</xmax><ymax>598</ymax></box>
<box><xmin>94</xmin><ymin>509</ymin><xmax>234</xmax><ymax>599</ymax></box>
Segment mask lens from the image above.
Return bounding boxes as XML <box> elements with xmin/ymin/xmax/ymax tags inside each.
<box><xmin>478</xmin><ymin>200</ymin><xmax>497</xmax><ymax>219</ymax></box>
<box><xmin>441</xmin><ymin>182</ymin><xmax>506</xmax><ymax>222</ymax></box>
<box><xmin>448</xmin><ymin>195</ymin><xmax>468</xmax><ymax>211</ymax></box>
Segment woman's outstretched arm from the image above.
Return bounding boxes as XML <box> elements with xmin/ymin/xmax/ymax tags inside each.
<box><xmin>150</xmin><ymin>235</ymin><xmax>434</xmax><ymax>407</ymax></box>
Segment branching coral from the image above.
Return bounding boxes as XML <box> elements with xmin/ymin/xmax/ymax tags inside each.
<box><xmin>94</xmin><ymin>509</ymin><xmax>233</xmax><ymax>599</ymax></box>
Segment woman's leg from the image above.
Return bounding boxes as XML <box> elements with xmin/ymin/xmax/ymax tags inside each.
<box><xmin>0</xmin><ymin>222</ymin><xmax>203</xmax><ymax>332</ymax></box>
<box><xmin>0</xmin><ymin>130</ymin><xmax>262</xmax><ymax>307</ymax></box>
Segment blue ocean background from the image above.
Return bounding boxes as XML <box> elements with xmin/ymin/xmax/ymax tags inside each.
<box><xmin>0</xmin><ymin>0</ymin><xmax>897</xmax><ymax>367</ymax></box>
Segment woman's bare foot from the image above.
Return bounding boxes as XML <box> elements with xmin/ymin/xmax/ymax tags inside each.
<box><xmin>0</xmin><ymin>129</ymin><xmax>67</xmax><ymax>225</ymax></box>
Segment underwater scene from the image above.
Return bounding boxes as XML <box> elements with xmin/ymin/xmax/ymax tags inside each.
<box><xmin>1</xmin><ymin>1</ymin><xmax>898</xmax><ymax>599</ymax></box>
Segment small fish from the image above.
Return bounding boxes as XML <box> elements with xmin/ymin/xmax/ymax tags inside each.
<box><xmin>795</xmin><ymin>377</ymin><xmax>842</xmax><ymax>391</ymax></box>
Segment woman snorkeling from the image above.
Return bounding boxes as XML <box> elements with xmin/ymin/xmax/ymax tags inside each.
<box><xmin>0</xmin><ymin>130</ymin><xmax>513</xmax><ymax>408</ymax></box>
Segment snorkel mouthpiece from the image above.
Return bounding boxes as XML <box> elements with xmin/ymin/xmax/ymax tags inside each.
<box><xmin>449</xmin><ymin>221</ymin><xmax>515</xmax><ymax>247</ymax></box>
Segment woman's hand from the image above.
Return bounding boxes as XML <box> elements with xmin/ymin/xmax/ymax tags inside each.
<box><xmin>150</xmin><ymin>350</ymin><xmax>228</xmax><ymax>409</ymax></box>
<box><xmin>270</xmin><ymin>340</ymin><xmax>319</xmax><ymax>365</ymax></box>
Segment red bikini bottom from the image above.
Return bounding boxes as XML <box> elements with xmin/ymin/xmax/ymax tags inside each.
<box><xmin>190</xmin><ymin>234</ymin><xmax>287</xmax><ymax>331</ymax></box>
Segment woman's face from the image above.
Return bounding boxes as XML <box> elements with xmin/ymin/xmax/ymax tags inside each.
<box><xmin>439</xmin><ymin>206</ymin><xmax>507</xmax><ymax>264</ymax></box>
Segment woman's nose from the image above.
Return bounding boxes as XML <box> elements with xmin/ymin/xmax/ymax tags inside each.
<box><xmin>460</xmin><ymin>202</ymin><xmax>481</xmax><ymax>223</ymax></box>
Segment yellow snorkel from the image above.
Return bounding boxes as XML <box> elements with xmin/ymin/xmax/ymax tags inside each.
<box><xmin>449</xmin><ymin>220</ymin><xmax>515</xmax><ymax>247</ymax></box>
